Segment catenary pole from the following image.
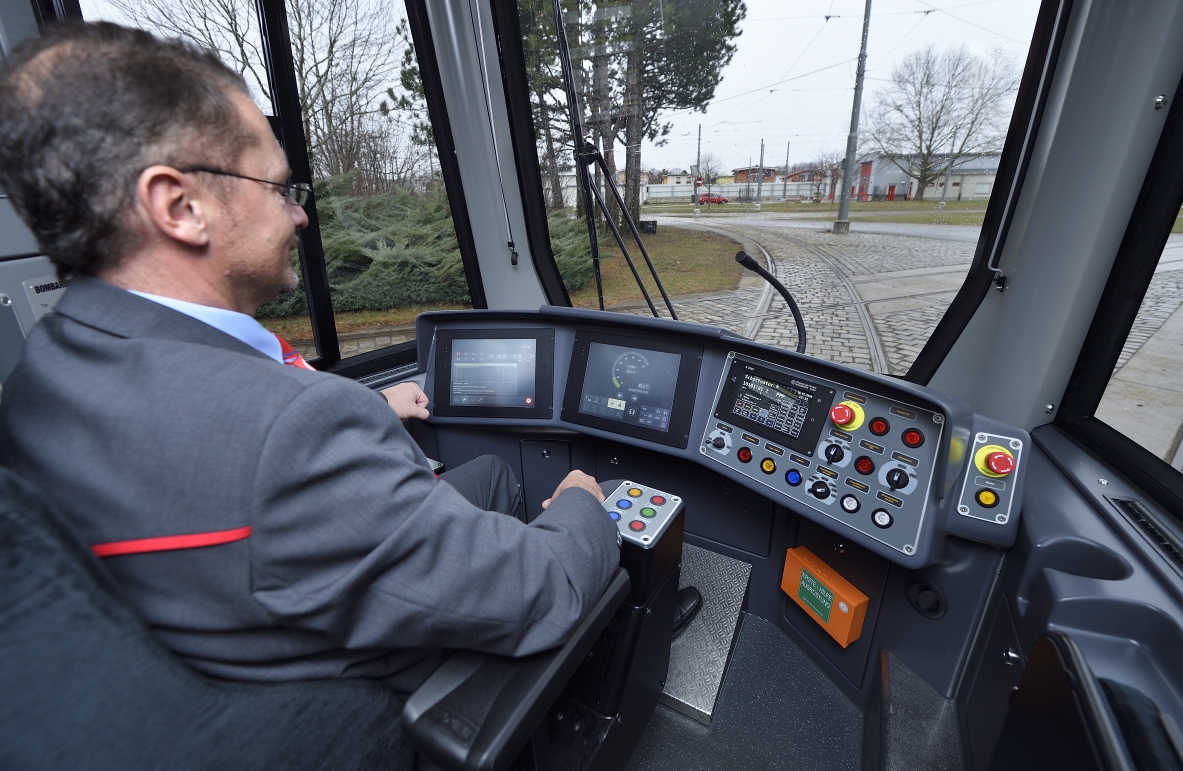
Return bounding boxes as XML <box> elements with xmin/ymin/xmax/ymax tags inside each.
<box><xmin>755</xmin><ymin>139</ymin><xmax>764</xmax><ymax>210</ymax></box>
<box><xmin>835</xmin><ymin>0</ymin><xmax>872</xmax><ymax>234</ymax></box>
<box><xmin>783</xmin><ymin>141</ymin><xmax>790</xmax><ymax>200</ymax></box>
<box><xmin>694</xmin><ymin>123</ymin><xmax>701</xmax><ymax>214</ymax></box>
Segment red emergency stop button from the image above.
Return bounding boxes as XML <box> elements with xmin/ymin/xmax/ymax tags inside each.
<box><xmin>830</xmin><ymin>404</ymin><xmax>854</xmax><ymax>426</ymax></box>
<box><xmin>975</xmin><ymin>443</ymin><xmax>1017</xmax><ymax>478</ymax></box>
<box><xmin>986</xmin><ymin>451</ymin><xmax>1015</xmax><ymax>476</ymax></box>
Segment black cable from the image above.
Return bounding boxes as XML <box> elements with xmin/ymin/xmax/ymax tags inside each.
<box><xmin>735</xmin><ymin>250</ymin><xmax>807</xmax><ymax>353</ymax></box>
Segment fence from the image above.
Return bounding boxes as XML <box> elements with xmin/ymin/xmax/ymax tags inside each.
<box><xmin>640</xmin><ymin>182</ymin><xmax>832</xmax><ymax>205</ymax></box>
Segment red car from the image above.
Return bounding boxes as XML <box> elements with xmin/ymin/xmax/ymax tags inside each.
<box><xmin>698</xmin><ymin>194</ymin><xmax>728</xmax><ymax>204</ymax></box>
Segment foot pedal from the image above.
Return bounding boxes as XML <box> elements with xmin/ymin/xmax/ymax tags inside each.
<box><xmin>660</xmin><ymin>544</ymin><xmax>752</xmax><ymax>725</ymax></box>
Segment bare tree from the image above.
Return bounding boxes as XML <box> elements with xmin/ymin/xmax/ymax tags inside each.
<box><xmin>699</xmin><ymin>151</ymin><xmax>723</xmax><ymax>196</ymax></box>
<box><xmin>808</xmin><ymin>151</ymin><xmax>843</xmax><ymax>203</ymax></box>
<box><xmin>863</xmin><ymin>45</ymin><xmax>1018</xmax><ymax>200</ymax></box>
<box><xmin>106</xmin><ymin>0</ymin><xmax>411</xmax><ymax>183</ymax></box>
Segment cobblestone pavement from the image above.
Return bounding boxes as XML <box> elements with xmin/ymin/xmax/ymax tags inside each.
<box><xmin>643</xmin><ymin>219</ymin><xmax>977</xmax><ymax>375</ymax></box>
<box><xmin>1115</xmin><ymin>266</ymin><xmax>1183</xmax><ymax>372</ymax></box>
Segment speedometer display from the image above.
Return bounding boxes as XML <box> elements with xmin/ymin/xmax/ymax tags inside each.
<box><xmin>579</xmin><ymin>342</ymin><xmax>681</xmax><ymax>432</ymax></box>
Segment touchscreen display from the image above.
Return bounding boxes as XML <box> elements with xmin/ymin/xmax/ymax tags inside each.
<box><xmin>578</xmin><ymin>343</ymin><xmax>681</xmax><ymax>432</ymax></box>
<box><xmin>730</xmin><ymin>372</ymin><xmax>818</xmax><ymax>441</ymax></box>
<box><xmin>449</xmin><ymin>338</ymin><xmax>537</xmax><ymax>407</ymax></box>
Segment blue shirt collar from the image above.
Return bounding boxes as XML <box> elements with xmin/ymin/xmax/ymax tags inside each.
<box><xmin>128</xmin><ymin>290</ymin><xmax>283</xmax><ymax>365</ymax></box>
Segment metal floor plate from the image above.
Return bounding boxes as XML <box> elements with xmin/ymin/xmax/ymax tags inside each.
<box><xmin>660</xmin><ymin>544</ymin><xmax>752</xmax><ymax>725</ymax></box>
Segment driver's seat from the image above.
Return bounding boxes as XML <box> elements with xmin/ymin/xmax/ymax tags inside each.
<box><xmin>0</xmin><ymin>467</ymin><xmax>630</xmax><ymax>770</ymax></box>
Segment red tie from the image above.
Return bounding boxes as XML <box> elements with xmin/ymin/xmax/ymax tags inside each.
<box><xmin>274</xmin><ymin>334</ymin><xmax>315</xmax><ymax>370</ymax></box>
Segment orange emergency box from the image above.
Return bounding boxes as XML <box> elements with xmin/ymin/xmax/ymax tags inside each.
<box><xmin>781</xmin><ymin>546</ymin><xmax>869</xmax><ymax>648</ymax></box>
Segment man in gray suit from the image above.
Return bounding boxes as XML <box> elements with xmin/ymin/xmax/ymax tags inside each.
<box><xmin>0</xmin><ymin>22</ymin><xmax>619</xmax><ymax>691</ymax></box>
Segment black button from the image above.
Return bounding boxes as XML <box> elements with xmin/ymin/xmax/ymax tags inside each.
<box><xmin>886</xmin><ymin>468</ymin><xmax>909</xmax><ymax>490</ymax></box>
<box><xmin>810</xmin><ymin>481</ymin><xmax>831</xmax><ymax>500</ymax></box>
<box><xmin>824</xmin><ymin>444</ymin><xmax>845</xmax><ymax>463</ymax></box>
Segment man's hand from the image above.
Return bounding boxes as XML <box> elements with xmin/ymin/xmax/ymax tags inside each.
<box><xmin>382</xmin><ymin>382</ymin><xmax>430</xmax><ymax>421</ymax></box>
<box><xmin>542</xmin><ymin>470</ymin><xmax>605</xmax><ymax>510</ymax></box>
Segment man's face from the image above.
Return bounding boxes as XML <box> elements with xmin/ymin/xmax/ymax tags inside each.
<box><xmin>213</xmin><ymin>91</ymin><xmax>309</xmax><ymax>311</ymax></box>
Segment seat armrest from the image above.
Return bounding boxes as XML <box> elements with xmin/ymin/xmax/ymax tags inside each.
<box><xmin>403</xmin><ymin>568</ymin><xmax>630</xmax><ymax>771</ymax></box>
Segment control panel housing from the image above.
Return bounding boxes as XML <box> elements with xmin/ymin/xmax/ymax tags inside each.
<box><xmin>417</xmin><ymin>307</ymin><xmax>1031</xmax><ymax>568</ymax></box>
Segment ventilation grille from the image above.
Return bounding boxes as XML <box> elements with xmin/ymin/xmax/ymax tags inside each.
<box><xmin>357</xmin><ymin>362</ymin><xmax>419</xmax><ymax>390</ymax></box>
<box><xmin>1109</xmin><ymin>497</ymin><xmax>1183</xmax><ymax>574</ymax></box>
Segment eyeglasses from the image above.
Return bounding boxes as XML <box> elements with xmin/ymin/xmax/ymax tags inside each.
<box><xmin>179</xmin><ymin>165</ymin><xmax>312</xmax><ymax>206</ymax></box>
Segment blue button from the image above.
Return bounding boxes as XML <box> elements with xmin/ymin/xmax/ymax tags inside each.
<box><xmin>616</xmin><ymin>499</ymin><xmax>632</xmax><ymax>509</ymax></box>
<box><xmin>609</xmin><ymin>511</ymin><xmax>621</xmax><ymax>521</ymax></box>
<box><xmin>785</xmin><ymin>469</ymin><xmax>803</xmax><ymax>486</ymax></box>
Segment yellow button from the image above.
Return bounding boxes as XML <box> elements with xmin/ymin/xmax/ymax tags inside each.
<box><xmin>627</xmin><ymin>488</ymin><xmax>643</xmax><ymax>497</ymax></box>
<box><xmin>761</xmin><ymin>458</ymin><xmax>777</xmax><ymax>474</ymax></box>
<box><xmin>975</xmin><ymin>489</ymin><xmax>998</xmax><ymax>508</ymax></box>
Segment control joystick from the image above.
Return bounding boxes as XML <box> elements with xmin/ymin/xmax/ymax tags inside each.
<box><xmin>886</xmin><ymin>468</ymin><xmax>909</xmax><ymax>491</ymax></box>
<box><xmin>824</xmin><ymin>444</ymin><xmax>845</xmax><ymax>464</ymax></box>
<box><xmin>711</xmin><ymin>436</ymin><xmax>726</xmax><ymax>450</ymax></box>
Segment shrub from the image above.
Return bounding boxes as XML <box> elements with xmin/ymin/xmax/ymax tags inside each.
<box><xmin>256</xmin><ymin>174</ymin><xmax>595</xmax><ymax>319</ymax></box>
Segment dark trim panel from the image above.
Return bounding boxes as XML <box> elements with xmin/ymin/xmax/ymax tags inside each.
<box><xmin>1057</xmin><ymin>66</ymin><xmax>1183</xmax><ymax>422</ymax></box>
<box><xmin>1061</xmin><ymin>417</ymin><xmax>1183</xmax><ymax>525</ymax></box>
<box><xmin>905</xmin><ymin>0</ymin><xmax>1074</xmax><ymax>385</ymax></box>
<box><xmin>29</xmin><ymin>0</ymin><xmax>81</xmax><ymax>28</ymax></box>
<box><xmin>327</xmin><ymin>340</ymin><xmax>418</xmax><ymax>380</ymax></box>
<box><xmin>257</xmin><ymin>0</ymin><xmax>341</xmax><ymax>365</ymax></box>
<box><xmin>487</xmin><ymin>0</ymin><xmax>572</xmax><ymax>307</ymax></box>
<box><xmin>403</xmin><ymin>0</ymin><xmax>488</xmax><ymax>310</ymax></box>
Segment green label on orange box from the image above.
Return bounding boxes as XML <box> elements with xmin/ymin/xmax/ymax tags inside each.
<box><xmin>798</xmin><ymin>568</ymin><xmax>834</xmax><ymax>623</ymax></box>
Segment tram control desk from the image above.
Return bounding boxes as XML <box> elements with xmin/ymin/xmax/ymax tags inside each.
<box><xmin>408</xmin><ymin>305</ymin><xmax>1031</xmax><ymax>768</ymax></box>
<box><xmin>420</xmin><ymin>306</ymin><xmax>1029</xmax><ymax>570</ymax></box>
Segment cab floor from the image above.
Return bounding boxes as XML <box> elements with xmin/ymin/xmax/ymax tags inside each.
<box><xmin>625</xmin><ymin>613</ymin><xmax>863</xmax><ymax>771</ymax></box>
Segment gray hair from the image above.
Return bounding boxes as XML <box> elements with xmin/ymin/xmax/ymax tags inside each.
<box><xmin>0</xmin><ymin>22</ymin><xmax>258</xmax><ymax>276</ymax></box>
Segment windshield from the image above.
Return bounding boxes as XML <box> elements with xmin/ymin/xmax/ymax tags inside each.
<box><xmin>519</xmin><ymin>0</ymin><xmax>1039</xmax><ymax>375</ymax></box>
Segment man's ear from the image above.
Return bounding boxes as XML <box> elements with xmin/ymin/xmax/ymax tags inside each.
<box><xmin>136</xmin><ymin>166</ymin><xmax>212</xmax><ymax>248</ymax></box>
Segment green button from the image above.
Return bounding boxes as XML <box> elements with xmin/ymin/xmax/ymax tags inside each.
<box><xmin>640</xmin><ymin>507</ymin><xmax>656</xmax><ymax>518</ymax></box>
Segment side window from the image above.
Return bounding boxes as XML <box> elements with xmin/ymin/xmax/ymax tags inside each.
<box><xmin>518</xmin><ymin>0</ymin><xmax>1038</xmax><ymax>376</ymax></box>
<box><xmin>1095</xmin><ymin>203</ymin><xmax>1183</xmax><ymax>466</ymax></box>
<box><xmin>276</xmin><ymin>4</ymin><xmax>470</xmax><ymax>359</ymax></box>
<box><xmin>79</xmin><ymin>0</ymin><xmax>472</xmax><ymax>361</ymax></box>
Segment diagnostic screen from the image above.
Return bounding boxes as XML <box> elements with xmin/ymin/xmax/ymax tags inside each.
<box><xmin>578</xmin><ymin>342</ymin><xmax>681</xmax><ymax>432</ymax></box>
<box><xmin>731</xmin><ymin>372</ymin><xmax>820</xmax><ymax>442</ymax></box>
<box><xmin>449</xmin><ymin>338</ymin><xmax>537</xmax><ymax>408</ymax></box>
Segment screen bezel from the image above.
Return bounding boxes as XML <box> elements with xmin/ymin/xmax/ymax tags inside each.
<box><xmin>561</xmin><ymin>329</ymin><xmax>702</xmax><ymax>448</ymax></box>
<box><xmin>433</xmin><ymin>328</ymin><xmax>554</xmax><ymax>419</ymax></box>
<box><xmin>714</xmin><ymin>356</ymin><xmax>835</xmax><ymax>456</ymax></box>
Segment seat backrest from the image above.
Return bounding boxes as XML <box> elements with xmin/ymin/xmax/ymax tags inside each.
<box><xmin>0</xmin><ymin>466</ymin><xmax>410</xmax><ymax>771</ymax></box>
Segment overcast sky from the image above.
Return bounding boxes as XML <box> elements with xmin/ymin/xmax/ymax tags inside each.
<box><xmin>643</xmin><ymin>0</ymin><xmax>1040</xmax><ymax>174</ymax></box>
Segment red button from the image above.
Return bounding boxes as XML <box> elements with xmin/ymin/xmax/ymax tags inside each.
<box><xmin>986</xmin><ymin>451</ymin><xmax>1015</xmax><ymax>476</ymax></box>
<box><xmin>830</xmin><ymin>404</ymin><xmax>854</xmax><ymax>426</ymax></box>
<box><xmin>855</xmin><ymin>456</ymin><xmax>875</xmax><ymax>475</ymax></box>
<box><xmin>628</xmin><ymin>520</ymin><xmax>645</xmax><ymax>531</ymax></box>
<box><xmin>902</xmin><ymin>429</ymin><xmax>924</xmax><ymax>448</ymax></box>
<box><xmin>737</xmin><ymin>447</ymin><xmax>753</xmax><ymax>463</ymax></box>
<box><xmin>650</xmin><ymin>495</ymin><xmax>666</xmax><ymax>505</ymax></box>
<box><xmin>869</xmin><ymin>418</ymin><xmax>890</xmax><ymax>436</ymax></box>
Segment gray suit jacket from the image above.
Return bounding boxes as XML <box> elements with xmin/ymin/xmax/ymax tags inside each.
<box><xmin>0</xmin><ymin>276</ymin><xmax>619</xmax><ymax>686</ymax></box>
